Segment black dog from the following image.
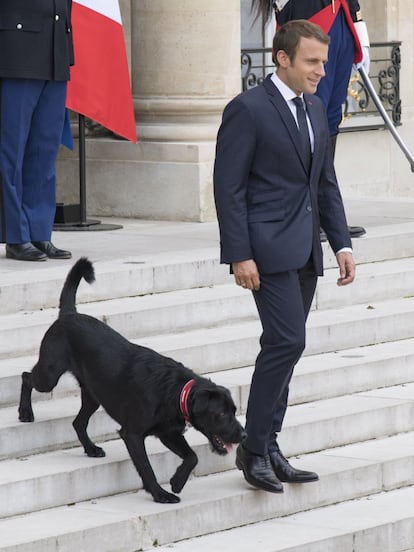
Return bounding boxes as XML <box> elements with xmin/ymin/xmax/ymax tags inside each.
<box><xmin>18</xmin><ymin>257</ymin><xmax>246</xmax><ymax>503</ymax></box>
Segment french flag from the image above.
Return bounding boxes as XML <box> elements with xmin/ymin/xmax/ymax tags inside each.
<box><xmin>66</xmin><ymin>0</ymin><xmax>137</xmax><ymax>143</ymax></box>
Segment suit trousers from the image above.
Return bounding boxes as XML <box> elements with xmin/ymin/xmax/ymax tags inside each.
<box><xmin>0</xmin><ymin>78</ymin><xmax>67</xmax><ymax>243</ymax></box>
<box><xmin>244</xmin><ymin>259</ymin><xmax>318</xmax><ymax>456</ymax></box>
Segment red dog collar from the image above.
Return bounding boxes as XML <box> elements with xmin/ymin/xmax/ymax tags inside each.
<box><xmin>180</xmin><ymin>379</ymin><xmax>196</xmax><ymax>423</ymax></box>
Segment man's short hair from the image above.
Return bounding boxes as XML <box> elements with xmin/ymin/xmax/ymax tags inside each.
<box><xmin>273</xmin><ymin>19</ymin><xmax>330</xmax><ymax>66</ymax></box>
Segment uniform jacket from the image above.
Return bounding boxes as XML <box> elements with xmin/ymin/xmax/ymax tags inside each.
<box><xmin>275</xmin><ymin>0</ymin><xmax>361</xmax><ymax>23</ymax></box>
<box><xmin>276</xmin><ymin>0</ymin><xmax>363</xmax><ymax>63</ymax></box>
<box><xmin>0</xmin><ymin>0</ymin><xmax>73</xmax><ymax>81</ymax></box>
<box><xmin>213</xmin><ymin>75</ymin><xmax>351</xmax><ymax>276</ymax></box>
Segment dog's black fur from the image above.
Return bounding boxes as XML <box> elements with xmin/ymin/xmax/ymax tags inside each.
<box><xmin>18</xmin><ymin>258</ymin><xmax>246</xmax><ymax>503</ymax></box>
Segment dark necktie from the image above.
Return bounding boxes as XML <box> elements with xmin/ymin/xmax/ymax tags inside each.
<box><xmin>293</xmin><ymin>96</ymin><xmax>312</xmax><ymax>170</ymax></box>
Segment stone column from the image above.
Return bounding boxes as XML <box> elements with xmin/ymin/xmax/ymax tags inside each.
<box><xmin>123</xmin><ymin>0</ymin><xmax>241</xmax><ymax>220</ymax></box>
<box><xmin>131</xmin><ymin>0</ymin><xmax>240</xmax><ymax>143</ymax></box>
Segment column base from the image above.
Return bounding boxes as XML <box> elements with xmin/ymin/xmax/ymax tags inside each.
<box><xmin>56</xmin><ymin>138</ymin><xmax>217</xmax><ymax>222</ymax></box>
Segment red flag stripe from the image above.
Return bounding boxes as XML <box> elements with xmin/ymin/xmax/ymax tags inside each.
<box><xmin>67</xmin><ymin>3</ymin><xmax>137</xmax><ymax>143</ymax></box>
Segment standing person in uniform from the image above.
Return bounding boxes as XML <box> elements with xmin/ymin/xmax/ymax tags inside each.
<box><xmin>214</xmin><ymin>20</ymin><xmax>355</xmax><ymax>493</ymax></box>
<box><xmin>252</xmin><ymin>0</ymin><xmax>370</xmax><ymax>239</ymax></box>
<box><xmin>0</xmin><ymin>0</ymin><xmax>73</xmax><ymax>261</ymax></box>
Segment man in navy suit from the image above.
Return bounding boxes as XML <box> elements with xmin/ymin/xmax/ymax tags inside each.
<box><xmin>214</xmin><ymin>20</ymin><xmax>355</xmax><ymax>493</ymax></box>
<box><xmin>252</xmin><ymin>0</ymin><xmax>370</xmax><ymax>240</ymax></box>
<box><xmin>0</xmin><ymin>0</ymin><xmax>73</xmax><ymax>261</ymax></box>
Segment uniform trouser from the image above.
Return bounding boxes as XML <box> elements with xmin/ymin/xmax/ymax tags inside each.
<box><xmin>244</xmin><ymin>259</ymin><xmax>318</xmax><ymax>456</ymax></box>
<box><xmin>315</xmin><ymin>7</ymin><xmax>355</xmax><ymax>136</ymax></box>
<box><xmin>0</xmin><ymin>78</ymin><xmax>67</xmax><ymax>244</ymax></box>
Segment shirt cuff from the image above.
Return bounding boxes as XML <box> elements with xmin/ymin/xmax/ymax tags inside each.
<box><xmin>336</xmin><ymin>247</ymin><xmax>353</xmax><ymax>255</ymax></box>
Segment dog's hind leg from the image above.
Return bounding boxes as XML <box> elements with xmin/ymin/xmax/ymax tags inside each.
<box><xmin>119</xmin><ymin>428</ymin><xmax>180</xmax><ymax>504</ymax></box>
<box><xmin>19</xmin><ymin>353</ymin><xmax>69</xmax><ymax>423</ymax></box>
<box><xmin>18</xmin><ymin>372</ymin><xmax>35</xmax><ymax>422</ymax></box>
<box><xmin>158</xmin><ymin>432</ymin><xmax>198</xmax><ymax>494</ymax></box>
<box><xmin>72</xmin><ymin>387</ymin><xmax>105</xmax><ymax>457</ymax></box>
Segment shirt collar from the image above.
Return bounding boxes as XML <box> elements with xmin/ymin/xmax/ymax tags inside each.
<box><xmin>270</xmin><ymin>72</ymin><xmax>304</xmax><ymax>103</ymax></box>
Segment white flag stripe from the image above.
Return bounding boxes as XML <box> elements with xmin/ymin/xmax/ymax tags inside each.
<box><xmin>73</xmin><ymin>0</ymin><xmax>121</xmax><ymax>24</ymax></box>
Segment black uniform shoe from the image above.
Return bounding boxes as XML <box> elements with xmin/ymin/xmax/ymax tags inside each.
<box><xmin>348</xmin><ymin>225</ymin><xmax>366</xmax><ymax>238</ymax></box>
<box><xmin>32</xmin><ymin>241</ymin><xmax>72</xmax><ymax>259</ymax></box>
<box><xmin>236</xmin><ymin>444</ymin><xmax>284</xmax><ymax>493</ymax></box>
<box><xmin>269</xmin><ymin>447</ymin><xmax>319</xmax><ymax>483</ymax></box>
<box><xmin>6</xmin><ymin>242</ymin><xmax>47</xmax><ymax>262</ymax></box>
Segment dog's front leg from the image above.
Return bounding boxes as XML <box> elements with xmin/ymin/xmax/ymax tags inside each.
<box><xmin>119</xmin><ymin>428</ymin><xmax>180</xmax><ymax>504</ymax></box>
<box><xmin>159</xmin><ymin>432</ymin><xmax>198</xmax><ymax>494</ymax></box>
<box><xmin>73</xmin><ymin>387</ymin><xmax>105</xmax><ymax>458</ymax></box>
<box><xmin>18</xmin><ymin>372</ymin><xmax>35</xmax><ymax>422</ymax></box>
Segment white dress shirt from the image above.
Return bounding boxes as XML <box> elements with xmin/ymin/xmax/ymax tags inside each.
<box><xmin>270</xmin><ymin>72</ymin><xmax>315</xmax><ymax>152</ymax></box>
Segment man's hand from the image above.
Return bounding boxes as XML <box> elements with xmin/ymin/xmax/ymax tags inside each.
<box><xmin>232</xmin><ymin>259</ymin><xmax>260</xmax><ymax>291</ymax></box>
<box><xmin>336</xmin><ymin>251</ymin><xmax>356</xmax><ymax>286</ymax></box>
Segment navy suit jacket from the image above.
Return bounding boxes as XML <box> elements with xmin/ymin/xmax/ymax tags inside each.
<box><xmin>213</xmin><ymin>74</ymin><xmax>351</xmax><ymax>276</ymax></box>
<box><xmin>0</xmin><ymin>0</ymin><xmax>73</xmax><ymax>81</ymax></box>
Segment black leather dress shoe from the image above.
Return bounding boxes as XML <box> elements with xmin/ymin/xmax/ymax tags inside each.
<box><xmin>236</xmin><ymin>444</ymin><xmax>283</xmax><ymax>493</ymax></box>
<box><xmin>6</xmin><ymin>242</ymin><xmax>47</xmax><ymax>261</ymax></box>
<box><xmin>269</xmin><ymin>448</ymin><xmax>319</xmax><ymax>483</ymax></box>
<box><xmin>348</xmin><ymin>225</ymin><xmax>366</xmax><ymax>238</ymax></box>
<box><xmin>32</xmin><ymin>241</ymin><xmax>72</xmax><ymax>259</ymax></box>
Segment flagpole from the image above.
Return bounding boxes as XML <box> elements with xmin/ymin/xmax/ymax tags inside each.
<box><xmin>53</xmin><ymin>114</ymin><xmax>123</xmax><ymax>231</ymax></box>
<box><xmin>78</xmin><ymin>113</ymin><xmax>88</xmax><ymax>224</ymax></box>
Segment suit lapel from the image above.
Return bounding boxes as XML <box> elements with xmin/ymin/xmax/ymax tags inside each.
<box><xmin>263</xmin><ymin>76</ymin><xmax>309</xmax><ymax>172</ymax></box>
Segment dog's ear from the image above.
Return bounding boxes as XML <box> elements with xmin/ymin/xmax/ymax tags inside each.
<box><xmin>192</xmin><ymin>387</ymin><xmax>234</xmax><ymax>417</ymax></box>
<box><xmin>191</xmin><ymin>388</ymin><xmax>211</xmax><ymax>416</ymax></box>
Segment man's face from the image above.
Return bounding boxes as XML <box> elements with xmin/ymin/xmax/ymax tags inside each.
<box><xmin>277</xmin><ymin>36</ymin><xmax>328</xmax><ymax>95</ymax></box>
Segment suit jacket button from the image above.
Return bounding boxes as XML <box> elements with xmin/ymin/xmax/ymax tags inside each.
<box><xmin>55</xmin><ymin>14</ymin><xmax>60</xmax><ymax>21</ymax></box>
<box><xmin>16</xmin><ymin>23</ymin><xmax>23</xmax><ymax>29</ymax></box>
<box><xmin>306</xmin><ymin>205</ymin><xmax>312</xmax><ymax>212</ymax></box>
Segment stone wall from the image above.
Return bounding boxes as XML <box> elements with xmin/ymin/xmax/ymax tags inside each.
<box><xmin>56</xmin><ymin>0</ymin><xmax>414</xmax><ymax>221</ymax></box>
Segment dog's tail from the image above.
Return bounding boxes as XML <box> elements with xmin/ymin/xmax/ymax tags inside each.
<box><xmin>59</xmin><ymin>257</ymin><xmax>95</xmax><ymax>317</ymax></box>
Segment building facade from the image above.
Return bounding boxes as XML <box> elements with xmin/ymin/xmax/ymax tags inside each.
<box><xmin>56</xmin><ymin>0</ymin><xmax>414</xmax><ymax>221</ymax></box>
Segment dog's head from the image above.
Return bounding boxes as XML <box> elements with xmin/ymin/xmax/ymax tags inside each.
<box><xmin>189</xmin><ymin>383</ymin><xmax>246</xmax><ymax>455</ymax></box>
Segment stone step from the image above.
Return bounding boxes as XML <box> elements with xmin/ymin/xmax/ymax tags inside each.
<box><xmin>314</xmin><ymin>255</ymin><xmax>414</xmax><ymax>310</ymax></box>
<box><xmin>0</xmin><ymin>282</ymin><xmax>256</xmax><ymax>360</ymax></box>
<box><xmin>215</xmin><ymin>338</ymin><xmax>414</xmax><ymax>413</ymax></box>
<box><xmin>1</xmin><ymin>220</ymin><xmax>414</xmax><ymax>318</ymax></box>
<box><xmin>2</xmin><ymin>220</ymin><xmax>414</xmax><ymax>316</ymax></box>
<box><xmin>1</xmin><ymin>381</ymin><xmax>414</xmax><ymax>504</ymax></box>
<box><xmin>1</xmin><ymin>325</ymin><xmax>412</xmax><ymax>407</ymax></box>
<box><xmin>137</xmin><ymin>295</ymin><xmax>414</xmax><ymax>373</ymax></box>
<box><xmin>2</xmin><ymin>340</ymin><xmax>414</xmax><ymax>457</ymax></box>
<box><xmin>323</xmin><ymin>221</ymin><xmax>414</xmax><ymax>268</ymax></box>
<box><xmin>1</xmin><ymin>431</ymin><xmax>413</xmax><ymax>551</ymax></box>
<box><xmin>0</xmin><ymin>396</ymin><xmax>118</xmax><ymax>459</ymax></box>
<box><xmin>152</xmin><ymin>485</ymin><xmax>414</xmax><ymax>552</ymax></box>
<box><xmin>3</xmin><ymin>254</ymin><xmax>414</xmax><ymax>361</ymax></box>
<box><xmin>0</xmin><ymin>249</ymin><xmax>230</xmax><ymax>315</ymax></box>
<box><xmin>2</xmin><ymin>296</ymin><xmax>414</xmax><ymax>409</ymax></box>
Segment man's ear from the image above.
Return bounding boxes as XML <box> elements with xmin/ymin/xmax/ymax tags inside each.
<box><xmin>276</xmin><ymin>49</ymin><xmax>290</xmax><ymax>68</ymax></box>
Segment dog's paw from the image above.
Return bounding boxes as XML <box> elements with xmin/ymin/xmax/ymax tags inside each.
<box><xmin>170</xmin><ymin>461</ymin><xmax>195</xmax><ymax>493</ymax></box>
<box><xmin>85</xmin><ymin>445</ymin><xmax>106</xmax><ymax>458</ymax></box>
<box><xmin>170</xmin><ymin>474</ymin><xmax>187</xmax><ymax>494</ymax></box>
<box><xmin>153</xmin><ymin>489</ymin><xmax>180</xmax><ymax>504</ymax></box>
<box><xmin>18</xmin><ymin>408</ymin><xmax>34</xmax><ymax>423</ymax></box>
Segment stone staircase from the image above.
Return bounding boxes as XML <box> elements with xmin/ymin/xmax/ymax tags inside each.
<box><xmin>1</xmin><ymin>221</ymin><xmax>414</xmax><ymax>551</ymax></box>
